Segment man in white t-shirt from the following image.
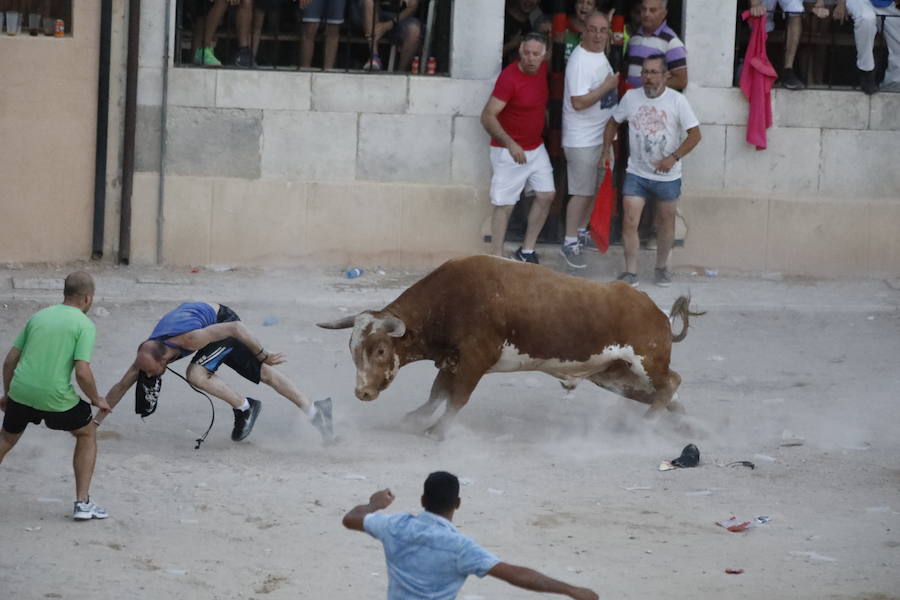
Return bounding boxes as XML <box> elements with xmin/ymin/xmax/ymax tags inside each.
<box><xmin>560</xmin><ymin>11</ymin><xmax>620</xmax><ymax>269</ymax></box>
<box><xmin>601</xmin><ymin>54</ymin><xmax>701</xmax><ymax>288</ymax></box>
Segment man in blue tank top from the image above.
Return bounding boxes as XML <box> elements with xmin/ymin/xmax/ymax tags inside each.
<box><xmin>97</xmin><ymin>302</ymin><xmax>333</xmax><ymax>444</ymax></box>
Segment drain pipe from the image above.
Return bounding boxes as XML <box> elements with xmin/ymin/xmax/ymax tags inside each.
<box><xmin>119</xmin><ymin>0</ymin><xmax>141</xmax><ymax>265</ymax></box>
<box><xmin>157</xmin><ymin>0</ymin><xmax>172</xmax><ymax>265</ymax></box>
<box><xmin>91</xmin><ymin>0</ymin><xmax>113</xmax><ymax>260</ymax></box>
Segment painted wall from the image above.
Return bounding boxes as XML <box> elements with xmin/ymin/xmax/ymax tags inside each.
<box><xmin>0</xmin><ymin>2</ymin><xmax>101</xmax><ymax>262</ymax></box>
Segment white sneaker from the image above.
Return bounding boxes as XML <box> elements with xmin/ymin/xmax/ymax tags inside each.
<box><xmin>73</xmin><ymin>499</ymin><xmax>108</xmax><ymax>520</ymax></box>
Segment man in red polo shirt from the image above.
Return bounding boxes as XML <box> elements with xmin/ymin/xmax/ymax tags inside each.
<box><xmin>481</xmin><ymin>32</ymin><xmax>555</xmax><ymax>264</ymax></box>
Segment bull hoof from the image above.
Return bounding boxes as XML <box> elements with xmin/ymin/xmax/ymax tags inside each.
<box><xmin>666</xmin><ymin>400</ymin><xmax>686</xmax><ymax>414</ymax></box>
<box><xmin>424</xmin><ymin>425</ymin><xmax>446</xmax><ymax>441</ymax></box>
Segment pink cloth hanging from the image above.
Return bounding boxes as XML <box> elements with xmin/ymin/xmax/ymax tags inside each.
<box><xmin>739</xmin><ymin>11</ymin><xmax>777</xmax><ymax>151</ymax></box>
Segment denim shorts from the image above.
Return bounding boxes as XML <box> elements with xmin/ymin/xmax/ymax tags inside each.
<box><xmin>622</xmin><ymin>172</ymin><xmax>682</xmax><ymax>202</ymax></box>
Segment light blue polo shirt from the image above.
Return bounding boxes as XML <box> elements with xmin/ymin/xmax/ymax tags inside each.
<box><xmin>364</xmin><ymin>511</ymin><xmax>501</xmax><ymax>600</ymax></box>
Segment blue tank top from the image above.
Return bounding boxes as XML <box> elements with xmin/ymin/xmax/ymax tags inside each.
<box><xmin>149</xmin><ymin>302</ymin><xmax>217</xmax><ymax>358</ymax></box>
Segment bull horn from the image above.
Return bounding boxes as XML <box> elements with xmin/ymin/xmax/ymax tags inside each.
<box><xmin>316</xmin><ymin>315</ymin><xmax>357</xmax><ymax>329</ymax></box>
<box><xmin>383</xmin><ymin>315</ymin><xmax>406</xmax><ymax>338</ymax></box>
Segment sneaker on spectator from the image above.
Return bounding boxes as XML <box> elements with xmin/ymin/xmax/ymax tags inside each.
<box><xmin>781</xmin><ymin>67</ymin><xmax>804</xmax><ymax>90</ymax></box>
<box><xmin>617</xmin><ymin>272</ymin><xmax>639</xmax><ymax>287</ymax></box>
<box><xmin>195</xmin><ymin>47</ymin><xmax>222</xmax><ymax>67</ymax></box>
<box><xmin>73</xmin><ymin>499</ymin><xmax>108</xmax><ymax>520</ymax></box>
<box><xmin>363</xmin><ymin>54</ymin><xmax>383</xmax><ymax>71</ymax></box>
<box><xmin>311</xmin><ymin>397</ymin><xmax>335</xmax><ymax>444</ymax></box>
<box><xmin>513</xmin><ymin>247</ymin><xmax>540</xmax><ymax>264</ymax></box>
<box><xmin>235</xmin><ymin>47</ymin><xmax>253</xmax><ymax>68</ymax></box>
<box><xmin>644</xmin><ymin>236</ymin><xmax>657</xmax><ymax>250</ymax></box>
<box><xmin>654</xmin><ymin>267</ymin><xmax>672</xmax><ymax>287</ymax></box>
<box><xmin>560</xmin><ymin>242</ymin><xmax>587</xmax><ymax>269</ymax></box>
<box><xmin>232</xmin><ymin>398</ymin><xmax>262</xmax><ymax>441</ymax></box>
<box><xmin>858</xmin><ymin>69</ymin><xmax>878</xmax><ymax>94</ymax></box>
<box><xmin>578</xmin><ymin>229</ymin><xmax>600</xmax><ymax>252</ymax></box>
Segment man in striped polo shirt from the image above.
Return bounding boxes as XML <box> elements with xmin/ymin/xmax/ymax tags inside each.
<box><xmin>625</xmin><ymin>0</ymin><xmax>688</xmax><ymax>91</ymax></box>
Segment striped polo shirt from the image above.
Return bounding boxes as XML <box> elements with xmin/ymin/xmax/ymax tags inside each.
<box><xmin>626</xmin><ymin>22</ymin><xmax>687</xmax><ymax>89</ymax></box>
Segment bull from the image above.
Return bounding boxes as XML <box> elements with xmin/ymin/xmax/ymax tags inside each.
<box><xmin>317</xmin><ymin>255</ymin><xmax>700</xmax><ymax>439</ymax></box>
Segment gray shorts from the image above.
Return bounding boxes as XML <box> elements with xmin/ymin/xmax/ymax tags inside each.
<box><xmin>564</xmin><ymin>145</ymin><xmax>603</xmax><ymax>197</ymax></box>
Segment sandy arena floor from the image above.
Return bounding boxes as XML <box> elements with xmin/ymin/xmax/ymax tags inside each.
<box><xmin>1</xmin><ymin>256</ymin><xmax>899</xmax><ymax>600</ymax></box>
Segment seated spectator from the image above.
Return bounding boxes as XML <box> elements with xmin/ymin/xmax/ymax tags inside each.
<box><xmin>503</xmin><ymin>0</ymin><xmax>546</xmax><ymax>66</ymax></box>
<box><xmin>626</xmin><ymin>0</ymin><xmax>688</xmax><ymax>91</ymax></box>
<box><xmin>749</xmin><ymin>0</ymin><xmax>829</xmax><ymax>89</ymax></box>
<box><xmin>835</xmin><ymin>0</ymin><xmax>900</xmax><ymax>93</ymax></box>
<box><xmin>351</xmin><ymin>0</ymin><xmax>422</xmax><ymax>71</ymax></box>
<box><xmin>195</xmin><ymin>0</ymin><xmax>253</xmax><ymax>67</ymax></box>
<box><xmin>300</xmin><ymin>0</ymin><xmax>347</xmax><ymax>70</ymax></box>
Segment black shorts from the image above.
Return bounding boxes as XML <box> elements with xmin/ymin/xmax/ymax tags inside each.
<box><xmin>2</xmin><ymin>397</ymin><xmax>93</xmax><ymax>434</ymax></box>
<box><xmin>190</xmin><ymin>304</ymin><xmax>262</xmax><ymax>384</ymax></box>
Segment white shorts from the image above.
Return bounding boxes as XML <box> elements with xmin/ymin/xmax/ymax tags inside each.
<box><xmin>764</xmin><ymin>0</ymin><xmax>804</xmax><ymax>32</ymax></box>
<box><xmin>489</xmin><ymin>144</ymin><xmax>556</xmax><ymax>207</ymax></box>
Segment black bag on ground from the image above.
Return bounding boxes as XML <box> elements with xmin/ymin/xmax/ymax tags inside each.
<box><xmin>135</xmin><ymin>372</ymin><xmax>162</xmax><ymax>418</ymax></box>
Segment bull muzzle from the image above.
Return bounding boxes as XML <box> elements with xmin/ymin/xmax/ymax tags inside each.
<box><xmin>355</xmin><ymin>387</ymin><xmax>380</xmax><ymax>402</ymax></box>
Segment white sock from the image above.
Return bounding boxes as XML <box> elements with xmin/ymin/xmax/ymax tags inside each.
<box><xmin>521</xmin><ymin>248</ymin><xmax>534</xmax><ymax>254</ymax></box>
<box><xmin>306</xmin><ymin>404</ymin><xmax>318</xmax><ymax>420</ymax></box>
<box><xmin>237</xmin><ymin>398</ymin><xmax>250</xmax><ymax>412</ymax></box>
<box><xmin>577</xmin><ymin>227</ymin><xmax>588</xmax><ymax>235</ymax></box>
<box><xmin>564</xmin><ymin>236</ymin><xmax>578</xmax><ymax>246</ymax></box>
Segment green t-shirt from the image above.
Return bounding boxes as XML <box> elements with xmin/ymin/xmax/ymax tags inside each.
<box><xmin>9</xmin><ymin>304</ymin><xmax>96</xmax><ymax>412</ymax></box>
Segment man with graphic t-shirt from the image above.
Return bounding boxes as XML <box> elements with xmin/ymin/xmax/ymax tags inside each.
<box><xmin>481</xmin><ymin>32</ymin><xmax>555</xmax><ymax>264</ymax></box>
<box><xmin>602</xmin><ymin>54</ymin><xmax>701</xmax><ymax>288</ymax></box>
<box><xmin>560</xmin><ymin>11</ymin><xmax>620</xmax><ymax>269</ymax></box>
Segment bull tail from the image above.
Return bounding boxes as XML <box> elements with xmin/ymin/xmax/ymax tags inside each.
<box><xmin>670</xmin><ymin>295</ymin><xmax>705</xmax><ymax>343</ymax></box>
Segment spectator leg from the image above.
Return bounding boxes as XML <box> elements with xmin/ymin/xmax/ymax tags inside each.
<box><xmin>846</xmin><ymin>0</ymin><xmax>877</xmax><ymax>71</ymax></box>
<box><xmin>522</xmin><ymin>191</ymin><xmax>554</xmax><ymax>252</ymax></box>
<box><xmin>565</xmin><ymin>195</ymin><xmax>592</xmax><ymax>238</ymax></box>
<box><xmin>622</xmin><ymin>195</ymin><xmax>645</xmax><ymax>274</ymax></box>
<box><xmin>0</xmin><ymin>429</ymin><xmax>24</xmax><ymax>463</ymax></box>
<box><xmin>784</xmin><ymin>14</ymin><xmax>802</xmax><ymax>69</ymax></box>
<box><xmin>880</xmin><ymin>8</ymin><xmax>900</xmax><ymax>85</ymax></box>
<box><xmin>323</xmin><ymin>23</ymin><xmax>341</xmax><ymax>70</ymax></box>
<box><xmin>236</xmin><ymin>0</ymin><xmax>252</xmax><ymax>48</ymax></box>
<box><xmin>491</xmin><ymin>205</ymin><xmax>515</xmax><ymax>256</ymax></box>
<box><xmin>301</xmin><ymin>21</ymin><xmax>320</xmax><ymax>68</ymax></box>
<box><xmin>251</xmin><ymin>8</ymin><xmax>266</xmax><ymax>58</ymax></box>
<box><xmin>397</xmin><ymin>20</ymin><xmax>422</xmax><ymax>71</ymax></box>
<box><xmin>654</xmin><ymin>200</ymin><xmax>678</xmax><ymax>269</ymax></box>
<box><xmin>360</xmin><ymin>0</ymin><xmax>384</xmax><ymax>59</ymax></box>
<box><xmin>203</xmin><ymin>0</ymin><xmax>229</xmax><ymax>47</ymax></box>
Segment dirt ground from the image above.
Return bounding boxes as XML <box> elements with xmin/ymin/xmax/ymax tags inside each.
<box><xmin>1</xmin><ymin>255</ymin><xmax>899</xmax><ymax>600</ymax></box>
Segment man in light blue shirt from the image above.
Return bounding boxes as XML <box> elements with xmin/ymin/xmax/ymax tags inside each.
<box><xmin>342</xmin><ymin>471</ymin><xmax>598</xmax><ymax>600</ymax></box>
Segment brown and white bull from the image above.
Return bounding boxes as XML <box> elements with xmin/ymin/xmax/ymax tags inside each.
<box><xmin>317</xmin><ymin>255</ymin><xmax>700</xmax><ymax>439</ymax></box>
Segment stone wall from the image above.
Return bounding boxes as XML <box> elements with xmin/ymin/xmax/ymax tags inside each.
<box><xmin>130</xmin><ymin>0</ymin><xmax>504</xmax><ymax>267</ymax></box>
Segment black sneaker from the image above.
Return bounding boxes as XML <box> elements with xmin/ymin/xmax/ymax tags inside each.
<box><xmin>859</xmin><ymin>68</ymin><xmax>878</xmax><ymax>95</ymax></box>
<box><xmin>513</xmin><ymin>247</ymin><xmax>539</xmax><ymax>264</ymax></box>
<box><xmin>654</xmin><ymin>267</ymin><xmax>672</xmax><ymax>287</ymax></box>
<box><xmin>781</xmin><ymin>67</ymin><xmax>804</xmax><ymax>90</ymax></box>
<box><xmin>235</xmin><ymin>47</ymin><xmax>253</xmax><ymax>68</ymax></box>
<box><xmin>232</xmin><ymin>398</ymin><xmax>262</xmax><ymax>441</ymax></box>
<box><xmin>311</xmin><ymin>397</ymin><xmax>335</xmax><ymax>444</ymax></box>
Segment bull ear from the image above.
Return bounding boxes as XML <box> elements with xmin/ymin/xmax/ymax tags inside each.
<box><xmin>383</xmin><ymin>315</ymin><xmax>406</xmax><ymax>338</ymax></box>
<box><xmin>316</xmin><ymin>315</ymin><xmax>357</xmax><ymax>329</ymax></box>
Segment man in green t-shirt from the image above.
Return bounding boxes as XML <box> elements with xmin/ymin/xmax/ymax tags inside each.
<box><xmin>1</xmin><ymin>271</ymin><xmax>111</xmax><ymax>520</ymax></box>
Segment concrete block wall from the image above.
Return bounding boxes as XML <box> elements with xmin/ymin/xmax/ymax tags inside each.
<box><xmin>130</xmin><ymin>0</ymin><xmax>501</xmax><ymax>267</ymax></box>
<box><xmin>126</xmin><ymin>0</ymin><xmax>898</xmax><ymax>276</ymax></box>
<box><xmin>678</xmin><ymin>0</ymin><xmax>900</xmax><ymax>277</ymax></box>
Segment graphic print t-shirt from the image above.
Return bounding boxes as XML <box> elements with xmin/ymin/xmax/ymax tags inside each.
<box><xmin>612</xmin><ymin>86</ymin><xmax>699</xmax><ymax>181</ymax></box>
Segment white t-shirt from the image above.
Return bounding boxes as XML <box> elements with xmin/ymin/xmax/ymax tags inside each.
<box><xmin>562</xmin><ymin>44</ymin><xmax>617</xmax><ymax>148</ymax></box>
<box><xmin>612</xmin><ymin>87</ymin><xmax>700</xmax><ymax>182</ymax></box>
